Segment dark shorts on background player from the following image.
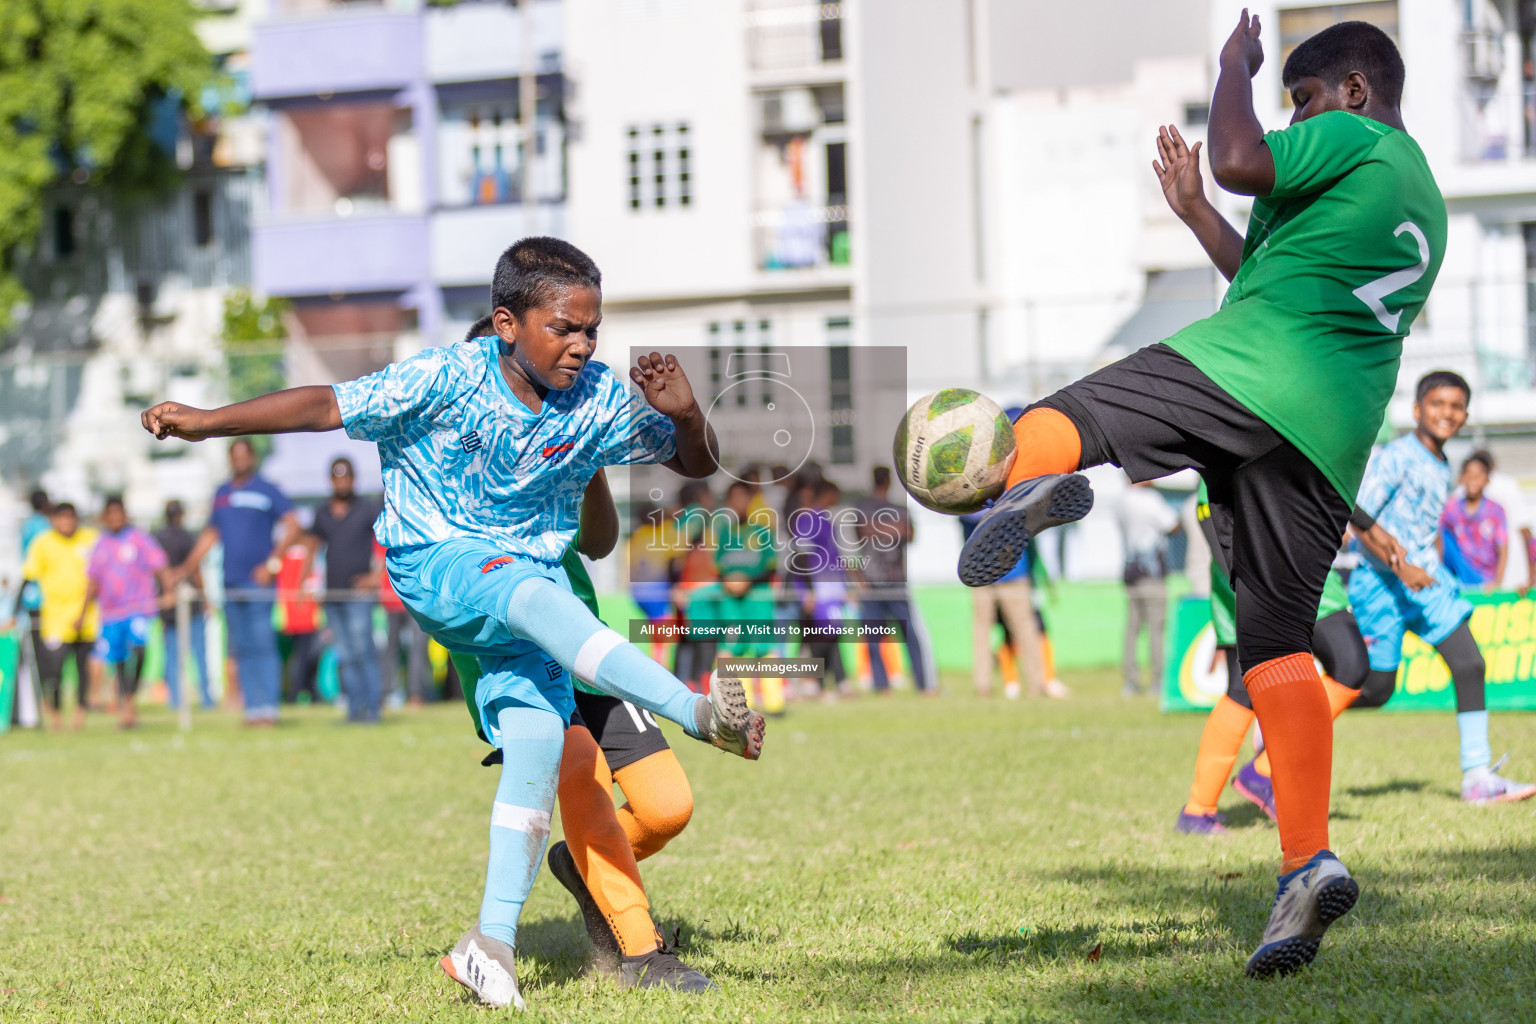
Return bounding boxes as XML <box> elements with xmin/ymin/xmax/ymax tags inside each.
<box><xmin>574</xmin><ymin>689</ymin><xmax>671</xmax><ymax>771</ymax></box>
<box><xmin>1036</xmin><ymin>343</ymin><xmax>1351</xmax><ymax>671</ymax></box>
<box><xmin>36</xmin><ymin>639</ymin><xmax>93</xmax><ymax>711</ymax></box>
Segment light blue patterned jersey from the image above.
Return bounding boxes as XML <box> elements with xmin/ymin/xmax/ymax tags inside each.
<box><xmin>334</xmin><ymin>337</ymin><xmax>677</xmax><ymax>560</ymax></box>
<box><xmin>1353</xmin><ymin>433</ymin><xmax>1451</xmax><ymax>573</ymax></box>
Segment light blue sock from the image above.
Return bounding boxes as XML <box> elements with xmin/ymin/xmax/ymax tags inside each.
<box><xmin>1457</xmin><ymin>710</ymin><xmax>1492</xmax><ymax>773</ymax></box>
<box><xmin>505</xmin><ymin>577</ymin><xmax>708</xmax><ymax>737</ymax></box>
<box><xmin>478</xmin><ymin>706</ymin><xmax>563</xmax><ymax>946</ymax></box>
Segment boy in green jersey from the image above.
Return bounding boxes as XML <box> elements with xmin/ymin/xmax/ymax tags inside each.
<box><xmin>955</xmin><ymin>15</ymin><xmax>1444</xmax><ymax>976</ymax></box>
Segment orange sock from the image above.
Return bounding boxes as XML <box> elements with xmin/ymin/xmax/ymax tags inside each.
<box><xmin>1184</xmin><ymin>696</ymin><xmax>1255</xmax><ymax>816</ymax></box>
<box><xmin>1040</xmin><ymin>635</ymin><xmax>1057</xmax><ymax>682</ymax></box>
<box><xmin>996</xmin><ymin>642</ymin><xmax>1019</xmax><ymax>687</ymax></box>
<box><xmin>1245</xmin><ymin>654</ymin><xmax>1332</xmax><ymax>872</ymax></box>
<box><xmin>1253</xmin><ymin>673</ymin><xmax>1357</xmax><ymax>777</ymax></box>
<box><xmin>613</xmin><ymin>749</ymin><xmax>694</xmax><ymax>861</ymax></box>
<box><xmin>557</xmin><ymin>725</ymin><xmax>658</xmax><ymax>956</ymax></box>
<box><xmin>1005</xmin><ymin>408</ymin><xmax>1083</xmax><ymax>489</ymax></box>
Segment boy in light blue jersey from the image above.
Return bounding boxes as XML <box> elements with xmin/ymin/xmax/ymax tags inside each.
<box><xmin>1348</xmin><ymin>370</ymin><xmax>1534</xmax><ymax>805</ymax></box>
<box><xmin>142</xmin><ymin>237</ymin><xmax>765</xmax><ymax>1010</ymax></box>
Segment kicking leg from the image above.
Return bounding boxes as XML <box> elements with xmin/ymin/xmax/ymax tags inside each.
<box><xmin>614</xmin><ymin>751</ymin><xmax>695</xmax><ymax>861</ymax></box>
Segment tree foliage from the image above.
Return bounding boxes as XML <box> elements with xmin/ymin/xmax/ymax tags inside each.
<box><xmin>0</xmin><ymin>0</ymin><xmax>211</xmax><ymax>326</ymax></box>
<box><xmin>222</xmin><ymin>289</ymin><xmax>290</xmax><ymax>457</ymax></box>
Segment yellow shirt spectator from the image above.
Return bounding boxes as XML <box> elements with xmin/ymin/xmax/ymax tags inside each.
<box><xmin>22</xmin><ymin>527</ymin><xmax>100</xmax><ymax>643</ymax></box>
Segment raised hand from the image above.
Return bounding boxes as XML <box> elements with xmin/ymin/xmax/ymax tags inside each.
<box><xmin>1153</xmin><ymin>125</ymin><xmax>1208</xmax><ymax>221</ymax></box>
<box><xmin>1220</xmin><ymin>8</ymin><xmax>1264</xmax><ymax>77</ymax></box>
<box><xmin>142</xmin><ymin>402</ymin><xmax>213</xmax><ymax>441</ymax></box>
<box><xmin>630</xmin><ymin>352</ymin><xmax>698</xmax><ymax>419</ymax></box>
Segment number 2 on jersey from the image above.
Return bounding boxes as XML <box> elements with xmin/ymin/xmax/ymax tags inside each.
<box><xmin>1353</xmin><ymin>221</ymin><xmax>1430</xmax><ymax>333</ymax></box>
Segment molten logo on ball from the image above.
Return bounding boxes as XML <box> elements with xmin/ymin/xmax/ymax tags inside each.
<box><xmin>892</xmin><ymin>389</ymin><xmax>1017</xmax><ymax>514</ymax></box>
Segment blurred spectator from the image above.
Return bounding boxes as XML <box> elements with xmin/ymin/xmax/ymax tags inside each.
<box><xmin>276</xmin><ymin>540</ymin><xmax>324</xmax><ymax>704</ymax></box>
<box><xmin>672</xmin><ymin>481</ymin><xmax>718</xmax><ymax>689</ymax></box>
<box><xmin>18</xmin><ymin>489</ymin><xmax>51</xmax><ymax>717</ymax></box>
<box><xmin>176</xmin><ymin>439</ymin><xmax>299</xmax><ymax>726</ymax></box>
<box><xmin>1440</xmin><ymin>451</ymin><xmax>1507</xmax><ymax>592</ymax></box>
<box><xmin>717</xmin><ymin>481</ymin><xmax>776</xmax><ymax>583</ymax></box>
<box><xmin>960</xmin><ymin>512</ymin><xmax>1046</xmax><ymax>698</ymax></box>
<box><xmin>154</xmin><ymin>500</ymin><xmax>214</xmax><ymax>710</ymax></box>
<box><xmin>81</xmin><ymin>496</ymin><xmax>168</xmax><ymax>729</ymax></box>
<box><xmin>1461</xmin><ymin>448</ymin><xmax>1528</xmax><ymax>591</ymax></box>
<box><xmin>379</xmin><ymin>540</ymin><xmax>433</xmax><ymax>708</ymax></box>
<box><xmin>21</xmin><ymin>489</ymin><xmax>51</xmax><ymax>553</ymax></box>
<box><xmin>22</xmin><ymin>503</ymin><xmax>99</xmax><ymax>731</ymax></box>
<box><xmin>1116</xmin><ymin>479</ymin><xmax>1180</xmax><ymax>697</ymax></box>
<box><xmin>791</xmin><ymin>478</ymin><xmax>847</xmax><ymax>695</ymax></box>
<box><xmin>855</xmin><ymin>466</ymin><xmax>934</xmax><ymax>694</ymax></box>
<box><xmin>308</xmin><ymin>456</ymin><xmax>384</xmax><ymax>722</ymax></box>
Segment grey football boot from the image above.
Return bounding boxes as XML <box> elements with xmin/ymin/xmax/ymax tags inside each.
<box><xmin>441</xmin><ymin>924</ymin><xmax>525</xmax><ymax>1010</ymax></box>
<box><xmin>957</xmin><ymin>474</ymin><xmax>1094</xmax><ymax>587</ymax></box>
<box><xmin>697</xmin><ymin>673</ymin><xmax>766</xmax><ymax>760</ymax></box>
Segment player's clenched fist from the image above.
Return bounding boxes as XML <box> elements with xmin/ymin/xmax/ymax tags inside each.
<box><xmin>142</xmin><ymin>402</ymin><xmax>214</xmax><ymax>441</ymax></box>
<box><xmin>630</xmin><ymin>352</ymin><xmax>699</xmax><ymax>419</ymax></box>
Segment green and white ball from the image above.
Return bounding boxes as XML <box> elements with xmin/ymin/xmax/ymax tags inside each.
<box><xmin>893</xmin><ymin>389</ymin><xmax>1017</xmax><ymax>514</ymax></box>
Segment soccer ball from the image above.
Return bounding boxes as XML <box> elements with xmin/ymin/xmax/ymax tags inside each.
<box><xmin>893</xmin><ymin>389</ymin><xmax>1017</xmax><ymax>514</ymax></box>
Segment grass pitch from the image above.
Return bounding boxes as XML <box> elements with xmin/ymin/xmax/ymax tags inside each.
<box><xmin>2</xmin><ymin>670</ymin><xmax>1534</xmax><ymax>1023</ymax></box>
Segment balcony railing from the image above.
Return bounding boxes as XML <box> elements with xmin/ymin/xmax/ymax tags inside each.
<box><xmin>753</xmin><ymin>203</ymin><xmax>849</xmax><ymax>271</ymax></box>
<box><xmin>746</xmin><ymin>2</ymin><xmax>844</xmax><ymax>73</ymax></box>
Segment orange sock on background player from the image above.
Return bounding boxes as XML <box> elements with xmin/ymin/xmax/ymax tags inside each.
<box><xmin>557</xmin><ymin>725</ymin><xmax>659</xmax><ymax>957</ymax></box>
<box><xmin>1005</xmin><ymin>408</ymin><xmax>1083</xmax><ymax>490</ymax></box>
<box><xmin>1252</xmin><ymin>674</ymin><xmax>1357</xmax><ymax>778</ymax></box>
<box><xmin>1245</xmin><ymin>654</ymin><xmax>1333</xmax><ymax>872</ymax></box>
<box><xmin>1040</xmin><ymin>635</ymin><xmax>1057</xmax><ymax>683</ymax></box>
<box><xmin>996</xmin><ymin>642</ymin><xmax>1019</xmax><ymax>689</ymax></box>
<box><xmin>613</xmin><ymin>750</ymin><xmax>694</xmax><ymax>861</ymax></box>
<box><xmin>1184</xmin><ymin>695</ymin><xmax>1256</xmax><ymax>816</ymax></box>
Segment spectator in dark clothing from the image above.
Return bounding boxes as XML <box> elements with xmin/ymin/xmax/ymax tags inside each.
<box><xmin>173</xmin><ymin>439</ymin><xmax>299</xmax><ymax>725</ymax></box>
<box><xmin>154</xmin><ymin>500</ymin><xmax>214</xmax><ymax>710</ymax></box>
<box><xmin>856</xmin><ymin>466</ymin><xmax>935</xmax><ymax>693</ymax></box>
<box><xmin>308</xmin><ymin>456</ymin><xmax>385</xmax><ymax>722</ymax></box>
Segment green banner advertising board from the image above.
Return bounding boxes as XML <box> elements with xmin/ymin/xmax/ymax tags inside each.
<box><xmin>0</xmin><ymin>634</ymin><xmax>18</xmax><ymax>734</ymax></box>
<box><xmin>1161</xmin><ymin>591</ymin><xmax>1536</xmax><ymax>713</ymax></box>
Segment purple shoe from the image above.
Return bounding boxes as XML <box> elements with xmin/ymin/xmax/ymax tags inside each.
<box><xmin>1175</xmin><ymin>809</ymin><xmax>1228</xmax><ymax>835</ymax></box>
<box><xmin>1233</xmin><ymin>759</ymin><xmax>1277</xmax><ymax>821</ymax></box>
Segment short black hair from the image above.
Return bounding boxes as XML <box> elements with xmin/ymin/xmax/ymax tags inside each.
<box><xmin>726</xmin><ymin>480</ymin><xmax>754</xmax><ymax>499</ymax></box>
<box><xmin>465</xmin><ymin>314</ymin><xmax>495</xmax><ymax>342</ymax></box>
<box><xmin>1463</xmin><ymin>450</ymin><xmax>1493</xmax><ymax>474</ymax></box>
<box><xmin>52</xmin><ymin>502</ymin><xmax>76</xmax><ymax>517</ymax></box>
<box><xmin>1282</xmin><ymin>21</ymin><xmax>1405</xmax><ymax>106</ymax></box>
<box><xmin>102</xmin><ymin>494</ymin><xmax>125</xmax><ymax>513</ymax></box>
<box><xmin>1415</xmin><ymin>370</ymin><xmax>1471</xmax><ymax>404</ymax></box>
<box><xmin>29</xmin><ymin>489</ymin><xmax>49</xmax><ymax>512</ymax></box>
<box><xmin>871</xmin><ymin>466</ymin><xmax>892</xmax><ymax>488</ymax></box>
<box><xmin>490</xmin><ymin>237</ymin><xmax>601</xmax><ymax>320</ymax></box>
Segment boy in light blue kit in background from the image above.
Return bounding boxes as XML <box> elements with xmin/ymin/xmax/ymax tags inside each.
<box><xmin>141</xmin><ymin>237</ymin><xmax>766</xmax><ymax>1011</ymax></box>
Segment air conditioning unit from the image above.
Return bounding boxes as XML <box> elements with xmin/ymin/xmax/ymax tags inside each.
<box><xmin>1464</xmin><ymin>30</ymin><xmax>1505</xmax><ymax>84</ymax></box>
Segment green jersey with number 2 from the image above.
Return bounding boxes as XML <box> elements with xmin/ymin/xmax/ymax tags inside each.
<box><xmin>1168</xmin><ymin>111</ymin><xmax>1446</xmax><ymax>504</ymax></box>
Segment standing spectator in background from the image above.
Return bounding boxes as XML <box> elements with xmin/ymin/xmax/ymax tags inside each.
<box><xmin>154</xmin><ymin>500</ymin><xmax>213</xmax><ymax>710</ymax></box>
<box><xmin>671</xmin><ymin>481</ymin><xmax>718</xmax><ymax>690</ymax></box>
<box><xmin>18</xmin><ymin>489</ymin><xmax>52</xmax><ymax>713</ymax></box>
<box><xmin>1440</xmin><ymin>451</ymin><xmax>1507</xmax><ymax>592</ymax></box>
<box><xmin>1116</xmin><ymin>479</ymin><xmax>1180</xmax><ymax>698</ymax></box>
<box><xmin>308</xmin><ymin>457</ymin><xmax>384</xmax><ymax>723</ymax></box>
<box><xmin>855</xmin><ymin>467</ymin><xmax>935</xmax><ymax>695</ymax></box>
<box><xmin>276</xmin><ymin>539</ymin><xmax>324</xmax><ymax>704</ymax></box>
<box><xmin>1461</xmin><ymin>449</ymin><xmax>1528</xmax><ymax>591</ymax></box>
<box><xmin>80</xmin><ymin>496</ymin><xmax>168</xmax><ymax>729</ymax></box>
<box><xmin>960</xmin><ymin>511</ymin><xmax>1046</xmax><ymax>698</ymax></box>
<box><xmin>174</xmin><ymin>439</ymin><xmax>299</xmax><ymax>726</ymax></box>
<box><xmin>22</xmin><ymin>502</ymin><xmax>98</xmax><ymax>731</ymax></box>
<box><xmin>790</xmin><ymin>478</ymin><xmax>848</xmax><ymax>696</ymax></box>
<box><xmin>379</xmin><ymin>540</ymin><xmax>433</xmax><ymax>708</ymax></box>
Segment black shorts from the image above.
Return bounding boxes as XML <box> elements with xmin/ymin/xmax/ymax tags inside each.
<box><xmin>35</xmin><ymin>638</ymin><xmax>93</xmax><ymax>711</ymax></box>
<box><xmin>1038</xmin><ymin>343</ymin><xmax>1351</xmax><ymax>671</ymax></box>
<box><xmin>573</xmin><ymin>689</ymin><xmax>672</xmax><ymax>772</ymax></box>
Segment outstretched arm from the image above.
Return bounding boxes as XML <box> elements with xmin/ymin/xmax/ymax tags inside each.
<box><xmin>629</xmin><ymin>352</ymin><xmax>719</xmax><ymax>479</ymax></box>
<box><xmin>1208</xmin><ymin>9</ymin><xmax>1276</xmax><ymax>197</ymax></box>
<box><xmin>1152</xmin><ymin>125</ymin><xmax>1245</xmax><ymax>281</ymax></box>
<box><xmin>142</xmin><ymin>386</ymin><xmax>342</xmax><ymax>442</ymax></box>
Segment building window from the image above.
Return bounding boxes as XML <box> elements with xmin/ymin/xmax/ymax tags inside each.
<box><xmin>627</xmin><ymin>122</ymin><xmax>691</xmax><ymax>212</ymax></box>
<box><xmin>758</xmin><ymin>321</ymin><xmax>773</xmax><ymax>407</ymax></box>
<box><xmin>707</xmin><ymin>323</ymin><xmax>722</xmax><ymax>401</ymax></box>
<box><xmin>677</xmin><ymin>123</ymin><xmax>691</xmax><ymax>206</ymax></box>
<box><xmin>1183</xmin><ymin>102</ymin><xmax>1210</xmax><ymax>126</ymax></box>
<box><xmin>52</xmin><ymin>206</ymin><xmax>76</xmax><ymax>260</ymax></box>
<box><xmin>828</xmin><ymin>341</ymin><xmax>854</xmax><ymax>465</ymax></box>
<box><xmin>820</xmin><ymin>5</ymin><xmax>844</xmax><ymax>61</ymax></box>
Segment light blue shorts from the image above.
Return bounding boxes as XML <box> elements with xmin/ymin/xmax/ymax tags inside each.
<box><xmin>386</xmin><ymin>539</ymin><xmax>576</xmax><ymax>729</ymax></box>
<box><xmin>1347</xmin><ymin>562</ymin><xmax>1473</xmax><ymax>672</ymax></box>
<box><xmin>95</xmin><ymin>616</ymin><xmax>150</xmax><ymax>665</ymax></box>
